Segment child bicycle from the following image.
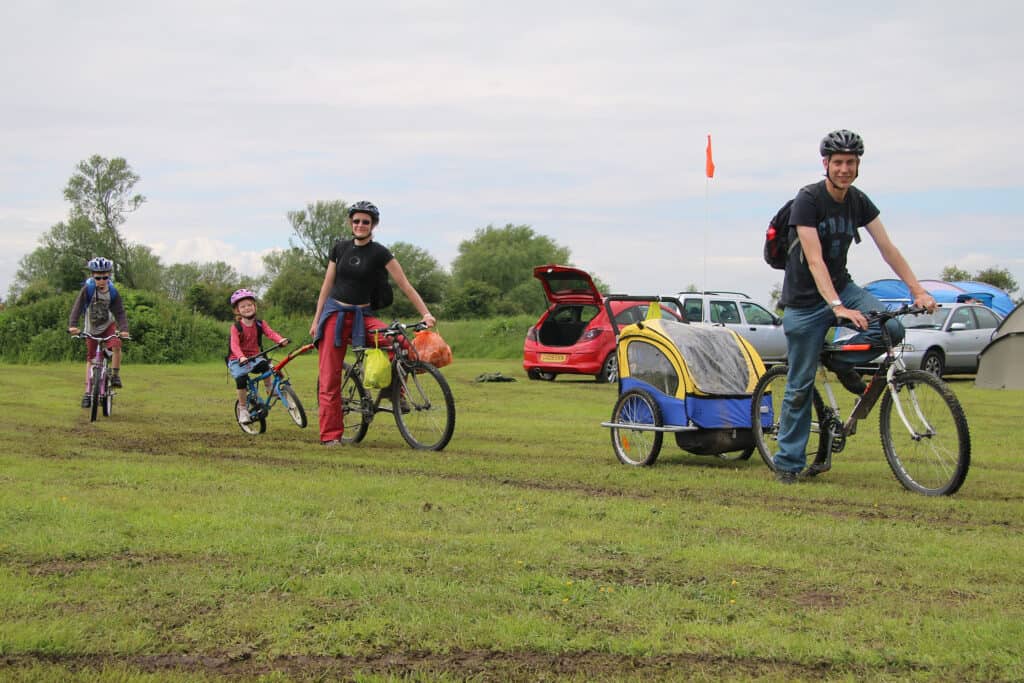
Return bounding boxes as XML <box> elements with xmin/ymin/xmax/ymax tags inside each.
<box><xmin>338</xmin><ymin>321</ymin><xmax>455</xmax><ymax>450</ymax></box>
<box><xmin>73</xmin><ymin>331</ymin><xmax>127</xmax><ymax>422</ymax></box>
<box><xmin>236</xmin><ymin>340</ymin><xmax>316</xmax><ymax>435</ymax></box>
<box><xmin>750</xmin><ymin>305</ymin><xmax>971</xmax><ymax>496</ymax></box>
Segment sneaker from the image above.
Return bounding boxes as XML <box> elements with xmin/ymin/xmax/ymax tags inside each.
<box><xmin>237</xmin><ymin>405</ymin><xmax>252</xmax><ymax>424</ymax></box>
<box><xmin>110</xmin><ymin>374</ymin><xmax>123</xmax><ymax>388</ymax></box>
<box><xmin>321</xmin><ymin>439</ymin><xmax>344</xmax><ymax>447</ymax></box>
<box><xmin>775</xmin><ymin>470</ymin><xmax>799</xmax><ymax>485</ymax></box>
<box><xmin>823</xmin><ymin>358</ymin><xmax>866</xmax><ymax>395</ymax></box>
<box><xmin>81</xmin><ymin>394</ymin><xmax>92</xmax><ymax>408</ymax></box>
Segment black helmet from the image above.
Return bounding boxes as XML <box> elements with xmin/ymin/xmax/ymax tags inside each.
<box><xmin>820</xmin><ymin>129</ymin><xmax>864</xmax><ymax>157</ymax></box>
<box><xmin>348</xmin><ymin>200</ymin><xmax>380</xmax><ymax>224</ymax></box>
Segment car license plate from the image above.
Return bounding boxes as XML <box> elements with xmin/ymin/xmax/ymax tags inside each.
<box><xmin>540</xmin><ymin>353</ymin><xmax>567</xmax><ymax>363</ymax></box>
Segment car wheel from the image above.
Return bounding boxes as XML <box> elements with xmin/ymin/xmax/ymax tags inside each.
<box><xmin>596</xmin><ymin>352</ymin><xmax>618</xmax><ymax>383</ymax></box>
<box><xmin>921</xmin><ymin>349</ymin><xmax>944</xmax><ymax>377</ymax></box>
<box><xmin>528</xmin><ymin>368</ymin><xmax>557</xmax><ymax>381</ymax></box>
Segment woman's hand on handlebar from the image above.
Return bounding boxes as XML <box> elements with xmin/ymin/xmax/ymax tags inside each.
<box><xmin>422</xmin><ymin>312</ymin><xmax>436</xmax><ymax>328</ymax></box>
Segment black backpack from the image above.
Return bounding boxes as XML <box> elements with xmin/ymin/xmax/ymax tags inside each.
<box><xmin>763</xmin><ymin>199</ymin><xmax>859</xmax><ymax>269</ymax></box>
<box><xmin>763</xmin><ymin>200</ymin><xmax>797</xmax><ymax>270</ymax></box>
<box><xmin>225</xmin><ymin>320</ymin><xmax>264</xmax><ymax>366</ymax></box>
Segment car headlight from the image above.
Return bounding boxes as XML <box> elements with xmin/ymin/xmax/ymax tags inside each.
<box><xmin>898</xmin><ymin>343</ymin><xmax>916</xmax><ymax>353</ymax></box>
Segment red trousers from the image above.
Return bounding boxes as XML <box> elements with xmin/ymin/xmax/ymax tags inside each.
<box><xmin>317</xmin><ymin>311</ymin><xmax>389</xmax><ymax>443</ymax></box>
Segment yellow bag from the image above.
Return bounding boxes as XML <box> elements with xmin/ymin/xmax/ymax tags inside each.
<box><xmin>363</xmin><ymin>348</ymin><xmax>391</xmax><ymax>388</ymax></box>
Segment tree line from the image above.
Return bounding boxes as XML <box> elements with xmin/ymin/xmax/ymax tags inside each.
<box><xmin>5</xmin><ymin>155</ymin><xmax>595</xmax><ymax>321</ymax></box>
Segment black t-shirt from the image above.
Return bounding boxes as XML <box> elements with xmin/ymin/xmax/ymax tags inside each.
<box><xmin>328</xmin><ymin>239</ymin><xmax>394</xmax><ymax>304</ymax></box>
<box><xmin>780</xmin><ymin>180</ymin><xmax>879</xmax><ymax>308</ymax></box>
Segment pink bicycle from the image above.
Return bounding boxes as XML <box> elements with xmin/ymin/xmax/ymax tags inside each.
<box><xmin>73</xmin><ymin>332</ymin><xmax>127</xmax><ymax>422</ymax></box>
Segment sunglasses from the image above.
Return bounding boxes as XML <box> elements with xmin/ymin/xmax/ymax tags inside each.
<box><xmin>351</xmin><ymin>219</ymin><xmax>372</xmax><ymax>226</ymax></box>
<box><xmin>93</xmin><ymin>275</ymin><xmax>110</xmax><ymax>280</ymax></box>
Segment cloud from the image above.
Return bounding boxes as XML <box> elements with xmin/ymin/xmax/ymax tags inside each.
<box><xmin>1</xmin><ymin>1</ymin><xmax>1022</xmax><ymax>301</ymax></box>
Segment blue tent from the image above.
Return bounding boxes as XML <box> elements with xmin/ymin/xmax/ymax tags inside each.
<box><xmin>863</xmin><ymin>279</ymin><xmax>1014</xmax><ymax>317</ymax></box>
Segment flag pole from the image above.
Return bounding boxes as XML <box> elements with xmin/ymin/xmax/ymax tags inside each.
<box><xmin>704</xmin><ymin>133</ymin><xmax>715</xmax><ymax>295</ymax></box>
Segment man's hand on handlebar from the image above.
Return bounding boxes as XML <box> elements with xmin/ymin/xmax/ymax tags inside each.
<box><xmin>68</xmin><ymin>326</ymin><xmax>80</xmax><ymax>336</ymax></box>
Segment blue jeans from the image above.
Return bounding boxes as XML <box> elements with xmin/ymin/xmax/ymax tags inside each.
<box><xmin>773</xmin><ymin>283</ymin><xmax>904</xmax><ymax>473</ymax></box>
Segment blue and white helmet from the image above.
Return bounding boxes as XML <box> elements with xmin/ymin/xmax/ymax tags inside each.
<box><xmin>87</xmin><ymin>256</ymin><xmax>114</xmax><ymax>272</ymax></box>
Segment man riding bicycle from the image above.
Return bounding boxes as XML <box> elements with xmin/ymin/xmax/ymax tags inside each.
<box><xmin>772</xmin><ymin>130</ymin><xmax>936</xmax><ymax>484</ymax></box>
<box><xmin>67</xmin><ymin>257</ymin><xmax>130</xmax><ymax>408</ymax></box>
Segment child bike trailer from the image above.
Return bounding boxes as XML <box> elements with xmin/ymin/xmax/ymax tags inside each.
<box><xmin>602</xmin><ymin>295</ymin><xmax>767</xmax><ymax>466</ymax></box>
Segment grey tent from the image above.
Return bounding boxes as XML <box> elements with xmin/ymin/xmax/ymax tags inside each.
<box><xmin>975</xmin><ymin>303</ymin><xmax>1024</xmax><ymax>389</ymax></box>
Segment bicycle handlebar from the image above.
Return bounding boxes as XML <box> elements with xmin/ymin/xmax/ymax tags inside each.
<box><xmin>864</xmin><ymin>305</ymin><xmax>929</xmax><ymax>323</ymax></box>
<box><xmin>71</xmin><ymin>332</ymin><xmax>129</xmax><ymax>342</ymax></box>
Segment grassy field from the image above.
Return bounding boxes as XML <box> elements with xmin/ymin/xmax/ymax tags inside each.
<box><xmin>1</xmin><ymin>356</ymin><xmax>1023</xmax><ymax>681</ymax></box>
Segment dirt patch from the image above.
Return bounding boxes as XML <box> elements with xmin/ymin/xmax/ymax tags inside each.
<box><xmin>2</xmin><ymin>648</ymin><xmax>902</xmax><ymax>681</ymax></box>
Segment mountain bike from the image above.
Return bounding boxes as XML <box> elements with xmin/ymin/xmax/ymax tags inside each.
<box><xmin>236</xmin><ymin>340</ymin><xmax>315</xmax><ymax>435</ymax></box>
<box><xmin>73</xmin><ymin>331</ymin><xmax>127</xmax><ymax>422</ymax></box>
<box><xmin>750</xmin><ymin>305</ymin><xmax>971</xmax><ymax>496</ymax></box>
<box><xmin>338</xmin><ymin>321</ymin><xmax>455</xmax><ymax>450</ymax></box>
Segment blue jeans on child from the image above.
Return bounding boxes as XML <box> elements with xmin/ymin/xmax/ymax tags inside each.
<box><xmin>772</xmin><ymin>283</ymin><xmax>905</xmax><ymax>474</ymax></box>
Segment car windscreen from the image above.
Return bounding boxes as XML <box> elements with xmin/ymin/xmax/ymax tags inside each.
<box><xmin>899</xmin><ymin>309</ymin><xmax>950</xmax><ymax>330</ymax></box>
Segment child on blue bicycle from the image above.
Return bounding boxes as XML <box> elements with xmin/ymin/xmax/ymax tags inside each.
<box><xmin>226</xmin><ymin>289</ymin><xmax>289</xmax><ymax>422</ymax></box>
<box><xmin>67</xmin><ymin>257</ymin><xmax>130</xmax><ymax>408</ymax></box>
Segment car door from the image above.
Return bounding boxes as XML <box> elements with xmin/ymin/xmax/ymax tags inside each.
<box><xmin>969</xmin><ymin>307</ymin><xmax>1003</xmax><ymax>371</ymax></box>
<box><xmin>943</xmin><ymin>306</ymin><xmax>985</xmax><ymax>372</ymax></box>
<box><xmin>738</xmin><ymin>301</ymin><xmax>787</xmax><ymax>362</ymax></box>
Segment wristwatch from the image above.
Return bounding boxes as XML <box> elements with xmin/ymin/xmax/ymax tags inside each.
<box><xmin>828</xmin><ymin>299</ymin><xmax>842</xmax><ymax>309</ymax></box>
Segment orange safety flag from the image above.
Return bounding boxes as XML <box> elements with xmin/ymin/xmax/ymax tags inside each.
<box><xmin>705</xmin><ymin>134</ymin><xmax>715</xmax><ymax>178</ymax></box>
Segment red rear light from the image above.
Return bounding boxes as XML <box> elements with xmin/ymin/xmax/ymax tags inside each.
<box><xmin>582</xmin><ymin>328</ymin><xmax>603</xmax><ymax>341</ymax></box>
<box><xmin>526</xmin><ymin>326</ymin><xmax>538</xmax><ymax>342</ymax></box>
<box><xmin>766</xmin><ymin>226</ymin><xmax>777</xmax><ymax>239</ymax></box>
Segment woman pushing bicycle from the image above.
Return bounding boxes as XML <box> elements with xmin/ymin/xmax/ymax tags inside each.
<box><xmin>310</xmin><ymin>200</ymin><xmax>436</xmax><ymax>446</ymax></box>
<box><xmin>226</xmin><ymin>289</ymin><xmax>289</xmax><ymax>423</ymax></box>
<box><xmin>772</xmin><ymin>130</ymin><xmax>937</xmax><ymax>485</ymax></box>
<box><xmin>67</xmin><ymin>257</ymin><xmax>130</xmax><ymax>408</ymax></box>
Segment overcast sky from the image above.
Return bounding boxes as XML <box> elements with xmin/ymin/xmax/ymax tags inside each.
<box><xmin>2</xmin><ymin>1</ymin><xmax>1021</xmax><ymax>307</ymax></box>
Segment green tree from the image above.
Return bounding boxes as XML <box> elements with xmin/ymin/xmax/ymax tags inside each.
<box><xmin>262</xmin><ymin>248</ymin><xmax>323</xmax><ymax>317</ymax></box>
<box><xmin>63</xmin><ymin>155</ymin><xmax>147</xmax><ymax>286</ymax></box>
<box><xmin>448</xmin><ymin>224</ymin><xmax>577</xmax><ymax>318</ymax></box>
<box><xmin>287</xmin><ymin>200</ymin><xmax>350</xmax><ymax>267</ymax></box>
<box><xmin>974</xmin><ymin>267</ymin><xmax>1019</xmax><ymax>296</ymax></box>
<box><xmin>941</xmin><ymin>265</ymin><xmax>972</xmax><ymax>282</ymax></box>
<box><xmin>182</xmin><ymin>261</ymin><xmax>253</xmax><ymax>320</ymax></box>
<box><xmin>387</xmin><ymin>241</ymin><xmax>450</xmax><ymax>318</ymax></box>
<box><xmin>10</xmin><ymin>215</ymin><xmax>119</xmax><ymax>302</ymax></box>
<box><xmin>164</xmin><ymin>263</ymin><xmax>204</xmax><ymax>303</ymax></box>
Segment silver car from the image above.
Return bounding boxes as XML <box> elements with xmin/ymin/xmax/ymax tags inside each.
<box><xmin>677</xmin><ymin>291</ymin><xmax>788</xmax><ymax>364</ymax></box>
<box><xmin>835</xmin><ymin>302</ymin><xmax>1003</xmax><ymax>377</ymax></box>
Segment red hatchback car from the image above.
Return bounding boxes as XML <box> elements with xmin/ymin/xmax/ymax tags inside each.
<box><xmin>523</xmin><ymin>265</ymin><xmax>681</xmax><ymax>383</ymax></box>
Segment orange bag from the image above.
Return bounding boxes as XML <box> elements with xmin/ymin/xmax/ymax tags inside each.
<box><xmin>413</xmin><ymin>329</ymin><xmax>453</xmax><ymax>368</ymax></box>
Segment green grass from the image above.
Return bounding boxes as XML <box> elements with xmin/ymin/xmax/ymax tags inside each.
<box><xmin>1</xmin><ymin>358</ymin><xmax>1023</xmax><ymax>681</ymax></box>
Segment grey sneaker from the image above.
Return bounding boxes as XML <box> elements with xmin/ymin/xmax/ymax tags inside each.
<box><xmin>321</xmin><ymin>439</ymin><xmax>344</xmax><ymax>447</ymax></box>
<box><xmin>775</xmin><ymin>470</ymin><xmax>799</xmax><ymax>485</ymax></box>
<box><xmin>110</xmin><ymin>374</ymin><xmax>123</xmax><ymax>388</ymax></box>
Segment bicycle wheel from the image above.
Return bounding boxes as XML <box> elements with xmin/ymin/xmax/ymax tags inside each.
<box><xmin>750</xmin><ymin>364</ymin><xmax>828</xmax><ymax>472</ymax></box>
<box><xmin>101</xmin><ymin>374</ymin><xmax>113</xmax><ymax>417</ymax></box>
<box><xmin>392</xmin><ymin>360</ymin><xmax>455</xmax><ymax>451</ymax></box>
<box><xmin>278</xmin><ymin>383</ymin><xmax>307</xmax><ymax>428</ymax></box>
<box><xmin>879</xmin><ymin>369</ymin><xmax>970</xmax><ymax>496</ymax></box>
<box><xmin>340</xmin><ymin>363</ymin><xmax>370</xmax><ymax>444</ymax></box>
<box><xmin>235</xmin><ymin>398</ymin><xmax>266</xmax><ymax>435</ymax></box>
<box><xmin>90</xmin><ymin>366</ymin><xmax>102</xmax><ymax>422</ymax></box>
<box><xmin>610</xmin><ymin>388</ymin><xmax>663</xmax><ymax>466</ymax></box>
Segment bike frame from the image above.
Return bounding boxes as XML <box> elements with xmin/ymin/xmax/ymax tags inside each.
<box><xmin>244</xmin><ymin>342</ymin><xmax>314</xmax><ymax>415</ymax></box>
<box><xmin>820</xmin><ymin>307</ymin><xmax>936</xmax><ymax>442</ymax></box>
<box><xmin>80</xmin><ymin>332</ymin><xmax>119</xmax><ymax>396</ymax></box>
